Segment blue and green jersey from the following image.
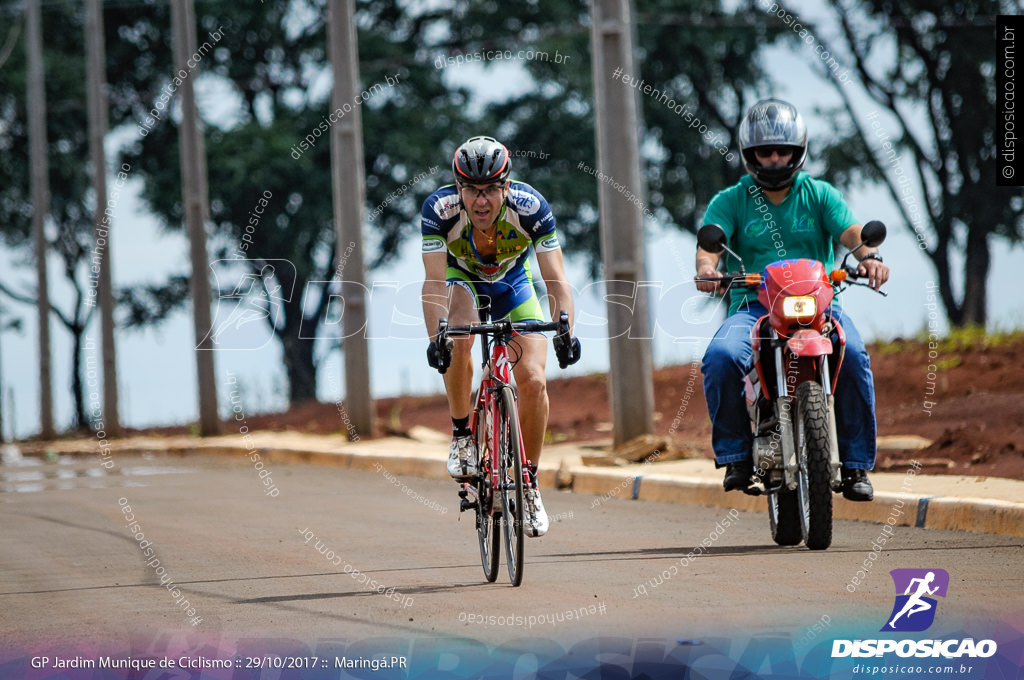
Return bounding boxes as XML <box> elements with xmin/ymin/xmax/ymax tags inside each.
<box><xmin>420</xmin><ymin>181</ymin><xmax>561</xmax><ymax>283</ymax></box>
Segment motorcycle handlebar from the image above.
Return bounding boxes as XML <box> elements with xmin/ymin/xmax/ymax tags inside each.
<box><xmin>693</xmin><ymin>272</ymin><xmax>762</xmax><ymax>290</ymax></box>
<box><xmin>696</xmin><ymin>267</ymin><xmax>887</xmax><ymax>296</ymax></box>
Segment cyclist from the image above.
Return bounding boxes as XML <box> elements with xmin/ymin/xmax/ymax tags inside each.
<box><xmin>421</xmin><ymin>135</ymin><xmax>581</xmax><ymax>536</ymax></box>
<box><xmin>695</xmin><ymin>99</ymin><xmax>889</xmax><ymax>502</ymax></box>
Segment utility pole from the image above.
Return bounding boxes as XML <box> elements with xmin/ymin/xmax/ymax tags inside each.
<box><xmin>589</xmin><ymin>0</ymin><xmax>654</xmax><ymax>447</ymax></box>
<box><xmin>171</xmin><ymin>0</ymin><xmax>219</xmax><ymax>435</ymax></box>
<box><xmin>327</xmin><ymin>0</ymin><xmax>374</xmax><ymax>438</ymax></box>
<box><xmin>26</xmin><ymin>0</ymin><xmax>55</xmax><ymax>439</ymax></box>
<box><xmin>86</xmin><ymin>0</ymin><xmax>120</xmax><ymax>435</ymax></box>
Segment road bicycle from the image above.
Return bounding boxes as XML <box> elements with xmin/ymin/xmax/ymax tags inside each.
<box><xmin>433</xmin><ymin>309</ymin><xmax>571</xmax><ymax>586</ymax></box>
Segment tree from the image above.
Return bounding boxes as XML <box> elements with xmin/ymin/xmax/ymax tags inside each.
<box><xmin>4</xmin><ymin>0</ymin><xmax>784</xmax><ymax>424</ymax></box>
<box><xmin>438</xmin><ymin>0</ymin><xmax>783</xmax><ymax>275</ymax></box>
<box><xmin>796</xmin><ymin>0</ymin><xmax>1023</xmax><ymax>327</ymax></box>
<box><xmin>0</xmin><ymin>2</ymin><xmax>102</xmax><ymax>431</ymax></box>
<box><xmin>107</xmin><ymin>0</ymin><xmax>479</xmax><ymax>403</ymax></box>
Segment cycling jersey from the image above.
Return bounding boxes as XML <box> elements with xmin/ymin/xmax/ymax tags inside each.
<box><xmin>421</xmin><ymin>181</ymin><xmax>561</xmax><ymax>282</ymax></box>
<box><xmin>421</xmin><ymin>181</ymin><xmax>562</xmax><ymax>321</ymax></box>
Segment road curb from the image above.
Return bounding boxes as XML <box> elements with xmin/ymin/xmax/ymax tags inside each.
<box><xmin>567</xmin><ymin>465</ymin><xmax>1024</xmax><ymax>537</ymax></box>
<box><xmin>14</xmin><ymin>436</ymin><xmax>1024</xmax><ymax>538</ymax></box>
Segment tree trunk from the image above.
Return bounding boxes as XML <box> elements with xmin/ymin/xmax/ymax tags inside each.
<box><xmin>71</xmin><ymin>326</ymin><xmax>87</xmax><ymax>430</ymax></box>
<box><xmin>928</xmin><ymin>242</ymin><xmax>964</xmax><ymax>327</ymax></box>
<box><xmin>960</xmin><ymin>226</ymin><xmax>989</xmax><ymax>327</ymax></box>
<box><xmin>281</xmin><ymin>330</ymin><xmax>317</xmax><ymax>403</ymax></box>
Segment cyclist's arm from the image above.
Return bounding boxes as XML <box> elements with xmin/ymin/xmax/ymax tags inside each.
<box><xmin>422</xmin><ymin>250</ymin><xmax>448</xmax><ymax>340</ymax></box>
<box><xmin>536</xmin><ymin>248</ymin><xmax>574</xmax><ymax>333</ymax></box>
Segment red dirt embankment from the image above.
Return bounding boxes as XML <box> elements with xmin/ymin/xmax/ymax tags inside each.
<box><xmin>238</xmin><ymin>334</ymin><xmax>1024</xmax><ymax>481</ymax></box>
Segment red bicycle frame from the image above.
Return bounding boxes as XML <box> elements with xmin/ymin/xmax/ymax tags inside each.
<box><xmin>471</xmin><ymin>320</ymin><xmax>538</xmax><ymax>495</ymax></box>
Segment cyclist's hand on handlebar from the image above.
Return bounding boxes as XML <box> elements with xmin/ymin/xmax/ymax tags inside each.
<box><xmin>427</xmin><ymin>337</ymin><xmax>454</xmax><ymax>374</ymax></box>
<box><xmin>427</xmin><ymin>319</ymin><xmax>454</xmax><ymax>374</ymax></box>
<box><xmin>695</xmin><ymin>266</ymin><xmax>724</xmax><ymax>293</ymax></box>
<box><xmin>553</xmin><ymin>333</ymin><xmax>581</xmax><ymax>369</ymax></box>
<box><xmin>856</xmin><ymin>258</ymin><xmax>890</xmax><ymax>291</ymax></box>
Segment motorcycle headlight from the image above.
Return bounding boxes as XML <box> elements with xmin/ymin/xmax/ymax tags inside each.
<box><xmin>782</xmin><ymin>295</ymin><xmax>816</xmax><ymax>320</ymax></box>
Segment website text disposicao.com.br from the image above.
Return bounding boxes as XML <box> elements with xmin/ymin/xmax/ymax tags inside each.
<box><xmin>834</xmin><ymin>637</ymin><xmax>996</xmax><ymax>676</ymax></box>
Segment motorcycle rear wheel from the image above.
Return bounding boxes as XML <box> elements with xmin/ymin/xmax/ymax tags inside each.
<box><xmin>768</xmin><ymin>489</ymin><xmax>803</xmax><ymax>546</ymax></box>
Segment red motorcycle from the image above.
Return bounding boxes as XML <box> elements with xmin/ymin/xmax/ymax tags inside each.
<box><xmin>696</xmin><ymin>221</ymin><xmax>887</xmax><ymax>550</ymax></box>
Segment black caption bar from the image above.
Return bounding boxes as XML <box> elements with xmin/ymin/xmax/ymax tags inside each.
<box><xmin>998</xmin><ymin>15</ymin><xmax>1024</xmax><ymax>186</ymax></box>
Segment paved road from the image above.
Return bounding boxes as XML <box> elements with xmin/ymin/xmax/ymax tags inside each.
<box><xmin>2</xmin><ymin>453</ymin><xmax>1021</xmax><ymax>668</ymax></box>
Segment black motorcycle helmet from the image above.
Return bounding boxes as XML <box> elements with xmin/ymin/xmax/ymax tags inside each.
<box><xmin>452</xmin><ymin>136</ymin><xmax>511</xmax><ymax>185</ymax></box>
<box><xmin>738</xmin><ymin>98</ymin><xmax>808</xmax><ymax>190</ymax></box>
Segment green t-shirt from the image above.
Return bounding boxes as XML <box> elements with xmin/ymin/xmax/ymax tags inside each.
<box><xmin>702</xmin><ymin>171</ymin><xmax>857</xmax><ymax>313</ymax></box>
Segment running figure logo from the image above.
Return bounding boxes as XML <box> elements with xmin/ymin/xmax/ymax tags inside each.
<box><xmin>202</xmin><ymin>259</ymin><xmax>296</xmax><ymax>350</ymax></box>
<box><xmin>881</xmin><ymin>568</ymin><xmax>950</xmax><ymax>632</ymax></box>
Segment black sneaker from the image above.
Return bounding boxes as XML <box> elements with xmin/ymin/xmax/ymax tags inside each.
<box><xmin>842</xmin><ymin>468</ymin><xmax>874</xmax><ymax>502</ymax></box>
<box><xmin>723</xmin><ymin>460</ymin><xmax>754</xmax><ymax>492</ymax></box>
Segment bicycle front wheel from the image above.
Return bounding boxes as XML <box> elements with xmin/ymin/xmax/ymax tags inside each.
<box><xmin>474</xmin><ymin>402</ymin><xmax>499</xmax><ymax>582</ymax></box>
<box><xmin>497</xmin><ymin>385</ymin><xmax>525</xmax><ymax>587</ymax></box>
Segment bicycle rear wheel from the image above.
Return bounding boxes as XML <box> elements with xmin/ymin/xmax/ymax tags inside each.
<box><xmin>497</xmin><ymin>386</ymin><xmax>525</xmax><ymax>587</ymax></box>
<box><xmin>474</xmin><ymin>403</ymin><xmax>499</xmax><ymax>582</ymax></box>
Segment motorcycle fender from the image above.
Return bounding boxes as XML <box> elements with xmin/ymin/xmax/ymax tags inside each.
<box><xmin>827</xmin><ymin>394</ymin><xmax>842</xmax><ymax>490</ymax></box>
<box><xmin>777</xmin><ymin>399</ymin><xmax>799</xmax><ymax>490</ymax></box>
<box><xmin>829</xmin><ymin>318</ymin><xmax>847</xmax><ymax>390</ymax></box>
<box><xmin>787</xmin><ymin>329</ymin><xmax>833</xmax><ymax>356</ymax></box>
<box><xmin>752</xmin><ymin>315</ymin><xmax>772</xmax><ymax>400</ymax></box>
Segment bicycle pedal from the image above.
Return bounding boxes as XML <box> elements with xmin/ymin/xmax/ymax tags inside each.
<box><xmin>460</xmin><ymin>499</ymin><xmax>478</xmax><ymax>512</ymax></box>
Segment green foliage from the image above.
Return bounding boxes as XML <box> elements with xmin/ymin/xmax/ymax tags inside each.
<box><xmin>456</xmin><ymin>0</ymin><xmax>783</xmax><ymax>275</ymax></box>
<box><xmin>925</xmin><ymin>325</ymin><xmax>1024</xmax><ymax>353</ymax></box>
<box><xmin>118</xmin><ymin>275</ymin><xmax>192</xmax><ymax>328</ymax></box>
<box><xmin>873</xmin><ymin>326</ymin><xmax>1024</xmax><ymax>359</ymax></box>
<box><xmin>2</xmin><ymin>0</ymin><xmax>785</xmax><ymax>408</ymax></box>
<box><xmin>809</xmin><ymin>0</ymin><xmax>1023</xmax><ymax>326</ymax></box>
<box><xmin>105</xmin><ymin>0</ymin><xmax>479</xmax><ymax>400</ymax></box>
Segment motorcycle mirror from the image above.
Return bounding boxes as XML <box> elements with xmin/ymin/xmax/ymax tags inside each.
<box><xmin>860</xmin><ymin>220</ymin><xmax>886</xmax><ymax>248</ymax></box>
<box><xmin>697</xmin><ymin>224</ymin><xmax>727</xmax><ymax>254</ymax></box>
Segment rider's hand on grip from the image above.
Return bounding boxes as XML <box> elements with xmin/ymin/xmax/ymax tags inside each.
<box><xmin>694</xmin><ymin>266</ymin><xmax>724</xmax><ymax>293</ymax></box>
<box><xmin>553</xmin><ymin>333</ymin><xmax>581</xmax><ymax>369</ymax></box>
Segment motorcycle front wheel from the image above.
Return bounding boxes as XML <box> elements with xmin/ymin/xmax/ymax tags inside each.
<box><xmin>795</xmin><ymin>381</ymin><xmax>834</xmax><ymax>550</ymax></box>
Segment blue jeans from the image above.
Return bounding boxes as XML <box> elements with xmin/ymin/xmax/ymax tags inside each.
<box><xmin>701</xmin><ymin>302</ymin><xmax>877</xmax><ymax>470</ymax></box>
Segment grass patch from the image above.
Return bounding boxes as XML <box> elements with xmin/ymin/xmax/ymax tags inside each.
<box><xmin>934</xmin><ymin>356</ymin><xmax>963</xmax><ymax>371</ymax></box>
<box><xmin>926</xmin><ymin>326</ymin><xmax>1024</xmax><ymax>352</ymax></box>
<box><xmin>872</xmin><ymin>326</ymin><xmax>1024</xmax><ymax>356</ymax></box>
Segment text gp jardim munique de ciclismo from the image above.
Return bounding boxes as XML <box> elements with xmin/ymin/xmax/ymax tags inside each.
<box><xmin>29</xmin><ymin>656</ymin><xmax>407</xmax><ymax>672</ymax></box>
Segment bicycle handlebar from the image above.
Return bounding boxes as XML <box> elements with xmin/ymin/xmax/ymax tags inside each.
<box><xmin>432</xmin><ymin>311</ymin><xmax>571</xmax><ymax>374</ymax></box>
<box><xmin>441</xmin><ymin>311</ymin><xmax>569</xmax><ymax>339</ymax></box>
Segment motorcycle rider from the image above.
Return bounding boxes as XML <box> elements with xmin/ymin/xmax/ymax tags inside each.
<box><xmin>421</xmin><ymin>135</ymin><xmax>581</xmax><ymax>537</ymax></box>
<box><xmin>695</xmin><ymin>98</ymin><xmax>889</xmax><ymax>501</ymax></box>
